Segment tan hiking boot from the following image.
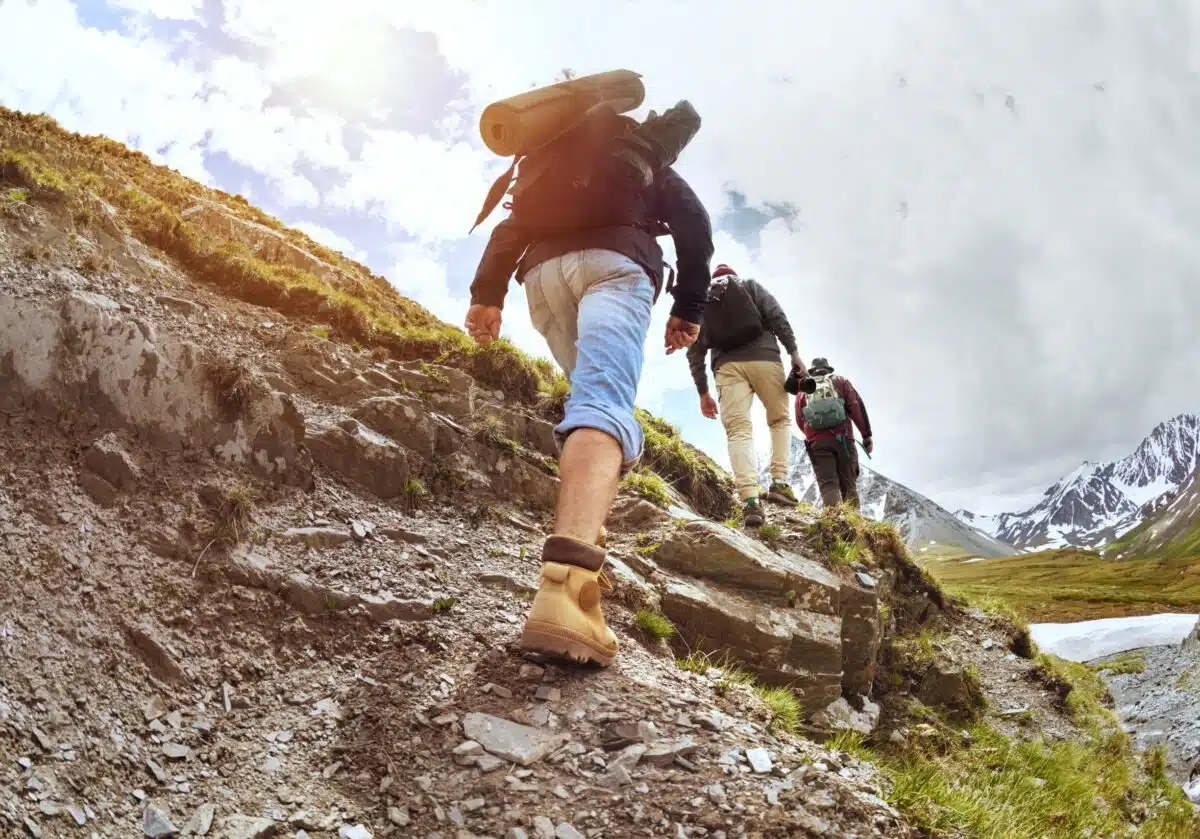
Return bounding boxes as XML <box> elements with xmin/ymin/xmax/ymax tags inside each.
<box><xmin>520</xmin><ymin>536</ymin><xmax>617</xmax><ymax>667</ymax></box>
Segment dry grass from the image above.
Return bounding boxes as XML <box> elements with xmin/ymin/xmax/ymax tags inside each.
<box><xmin>204</xmin><ymin>356</ymin><xmax>253</xmax><ymax>422</ymax></box>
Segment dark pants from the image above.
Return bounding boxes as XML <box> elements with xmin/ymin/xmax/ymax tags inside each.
<box><xmin>806</xmin><ymin>437</ymin><xmax>860</xmax><ymax>510</ymax></box>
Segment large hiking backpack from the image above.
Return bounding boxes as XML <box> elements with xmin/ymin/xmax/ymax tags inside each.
<box><xmin>702</xmin><ymin>279</ymin><xmax>765</xmax><ymax>351</ymax></box>
<box><xmin>471</xmin><ymin>107</ymin><xmax>649</xmax><ymax>236</ymax></box>
<box><xmin>801</xmin><ymin>374</ymin><xmax>847</xmax><ymax>430</ymax></box>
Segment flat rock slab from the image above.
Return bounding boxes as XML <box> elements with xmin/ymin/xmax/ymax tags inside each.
<box><xmin>660</xmin><ymin>577</ymin><xmax>842</xmax><ymax>707</ymax></box>
<box><xmin>655</xmin><ymin>520</ymin><xmax>840</xmax><ymax>613</ymax></box>
<box><xmin>216</xmin><ymin>815</ymin><xmax>279</xmax><ymax>839</ymax></box>
<box><xmin>283</xmin><ymin>527</ymin><xmax>352</xmax><ymax>549</ymax></box>
<box><xmin>462</xmin><ymin>712</ymin><xmax>565</xmax><ymax>766</ymax></box>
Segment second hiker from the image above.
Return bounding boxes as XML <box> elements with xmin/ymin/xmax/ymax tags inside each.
<box><xmin>686</xmin><ymin>264</ymin><xmax>805</xmax><ymax>527</ymax></box>
<box><xmin>795</xmin><ymin>357</ymin><xmax>873</xmax><ymax>510</ymax></box>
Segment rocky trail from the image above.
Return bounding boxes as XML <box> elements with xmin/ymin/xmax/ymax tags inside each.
<box><xmin>2</xmin><ymin>109</ymin><xmax>1197</xmax><ymax>838</ymax></box>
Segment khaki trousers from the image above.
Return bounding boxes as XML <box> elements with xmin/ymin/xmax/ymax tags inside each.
<box><xmin>714</xmin><ymin>359</ymin><xmax>792</xmax><ymax>501</ymax></box>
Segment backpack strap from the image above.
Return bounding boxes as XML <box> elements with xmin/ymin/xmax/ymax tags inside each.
<box><xmin>470</xmin><ymin>156</ymin><xmax>520</xmax><ymax>233</ymax></box>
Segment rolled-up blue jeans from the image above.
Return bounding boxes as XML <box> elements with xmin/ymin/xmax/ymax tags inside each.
<box><xmin>523</xmin><ymin>249</ymin><xmax>654</xmax><ymax>470</ymax></box>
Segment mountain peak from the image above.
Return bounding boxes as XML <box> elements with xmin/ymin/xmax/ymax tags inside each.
<box><xmin>955</xmin><ymin>411</ymin><xmax>1200</xmax><ymax>551</ymax></box>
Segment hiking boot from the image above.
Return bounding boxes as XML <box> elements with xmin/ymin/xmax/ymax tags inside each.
<box><xmin>612</xmin><ymin>99</ymin><xmax>702</xmax><ymax>187</ymax></box>
<box><xmin>519</xmin><ymin>536</ymin><xmax>617</xmax><ymax>667</ymax></box>
<box><xmin>764</xmin><ymin>481</ymin><xmax>798</xmax><ymax>506</ymax></box>
<box><xmin>743</xmin><ymin>497</ymin><xmax>766</xmax><ymax>528</ymax></box>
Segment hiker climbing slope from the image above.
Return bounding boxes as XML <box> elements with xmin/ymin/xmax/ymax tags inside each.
<box><xmin>795</xmin><ymin>357</ymin><xmax>873</xmax><ymax>510</ymax></box>
<box><xmin>465</xmin><ymin>71</ymin><xmax>714</xmax><ymax>668</ymax></box>
<box><xmin>686</xmin><ymin>265</ymin><xmax>806</xmax><ymax>527</ymax></box>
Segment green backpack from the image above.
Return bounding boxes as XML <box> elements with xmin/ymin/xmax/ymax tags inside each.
<box><xmin>801</xmin><ymin>374</ymin><xmax>847</xmax><ymax>430</ymax></box>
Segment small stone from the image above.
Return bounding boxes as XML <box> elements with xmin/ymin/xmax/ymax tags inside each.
<box><xmin>453</xmin><ymin>740</ymin><xmax>484</xmax><ymax>757</ymax></box>
<box><xmin>144</xmin><ymin>696</ymin><xmax>168</xmax><ymax>722</ymax></box>
<box><xmin>352</xmin><ymin>521</ymin><xmax>368</xmax><ymax>540</ymax></box>
<box><xmin>554</xmin><ymin>824</ymin><xmax>585</xmax><ymax>839</ymax></box>
<box><xmin>981</xmin><ymin>639</ymin><xmax>996</xmax><ymax>650</ymax></box>
<box><xmin>67</xmin><ymin>804</ymin><xmax>87</xmax><ymax>826</ymax></box>
<box><xmin>507</xmin><ymin>830</ymin><xmax>530</xmax><ymax>839</ymax></box>
<box><xmin>463</xmin><ymin>712</ymin><xmax>565</xmax><ymax>766</ymax></box>
<box><xmin>338</xmin><ymin>826</ymin><xmax>372</xmax><ymax>839</ymax></box>
<box><xmin>261</xmin><ymin>756</ymin><xmax>282</xmax><ymax>774</ymax></box>
<box><xmin>855</xmin><ymin>571</ymin><xmax>877</xmax><ymax>588</ymax></box>
<box><xmin>181</xmin><ymin>802</ymin><xmax>216</xmax><ymax>836</ymax></box>
<box><xmin>475</xmin><ymin>753</ymin><xmax>505</xmax><ymax>772</ymax></box>
<box><xmin>597</xmin><ymin>765</ymin><xmax>632</xmax><ymax>789</ymax></box>
<box><xmin>461</xmin><ymin>797</ymin><xmax>485</xmax><ymax>813</ymax></box>
<box><xmin>322</xmin><ymin>761</ymin><xmax>342</xmax><ymax>779</ymax></box>
<box><xmin>535</xmin><ymin>686</ymin><xmax>561</xmax><ymax>702</ymax></box>
<box><xmin>142</xmin><ymin>805</ymin><xmax>178</xmax><ymax>837</ymax></box>
<box><xmin>162</xmin><ymin>742</ymin><xmax>191</xmax><ymax>761</ymax></box>
<box><xmin>31</xmin><ymin>727</ymin><xmax>52</xmax><ymax>751</ymax></box>
<box><xmin>388</xmin><ymin>807</ymin><xmax>410</xmax><ymax>827</ymax></box>
<box><xmin>519</xmin><ymin>664</ymin><xmax>545</xmax><ymax>680</ymax></box>
<box><xmin>483</xmin><ymin>683</ymin><xmax>514</xmax><ymax>699</ymax></box>
<box><xmin>532</xmin><ymin>817</ymin><xmax>556</xmax><ymax>839</ymax></box>
<box><xmin>219</xmin><ymin>815</ymin><xmax>278</xmax><ymax>838</ymax></box>
<box><xmin>553</xmin><ymin>785</ymin><xmax>570</xmax><ymax>800</ymax></box>
<box><xmin>432</xmin><ymin>712</ymin><xmax>458</xmax><ymax>726</ymax></box>
<box><xmin>147</xmin><ymin>759</ymin><xmax>168</xmax><ymax>784</ymax></box>
<box><xmin>746</xmin><ymin>747</ymin><xmax>773</xmax><ymax>774</ymax></box>
<box><xmin>23</xmin><ymin>817</ymin><xmax>42</xmax><ymax>838</ymax></box>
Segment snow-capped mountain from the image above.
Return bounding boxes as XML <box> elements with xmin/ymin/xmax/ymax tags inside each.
<box><xmin>1107</xmin><ymin>463</ymin><xmax>1200</xmax><ymax>559</ymax></box>
<box><xmin>955</xmin><ymin>413</ymin><xmax>1200</xmax><ymax>551</ymax></box>
<box><xmin>762</xmin><ymin>437</ymin><xmax>1016</xmax><ymax>558</ymax></box>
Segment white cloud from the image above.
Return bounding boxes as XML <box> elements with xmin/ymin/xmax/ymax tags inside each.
<box><xmin>108</xmin><ymin>0</ymin><xmax>204</xmax><ymax>22</ymax></box>
<box><xmin>325</xmin><ymin>129</ymin><xmax>501</xmax><ymax>242</ymax></box>
<box><xmin>292</xmin><ymin>222</ymin><xmax>369</xmax><ymax>263</ymax></box>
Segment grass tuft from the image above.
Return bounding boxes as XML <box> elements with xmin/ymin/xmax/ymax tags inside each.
<box><xmin>758</xmin><ymin>522</ymin><xmax>782</xmax><ymax>547</ymax></box>
<box><xmin>634</xmin><ymin>609</ymin><xmax>675</xmax><ymax>642</ymax></box>
<box><xmin>204</xmin><ymin>356</ymin><xmax>253</xmax><ymax>422</ymax></box>
<box><xmin>1090</xmin><ymin>650</ymin><xmax>1147</xmax><ymax>676</ymax></box>
<box><xmin>621</xmin><ymin>469</ymin><xmax>671</xmax><ymax>508</ymax></box>
<box><xmin>400</xmin><ymin>478</ymin><xmax>428</xmax><ymax>513</ymax></box>
<box><xmin>754</xmin><ymin>685</ymin><xmax>801</xmax><ymax>735</ymax></box>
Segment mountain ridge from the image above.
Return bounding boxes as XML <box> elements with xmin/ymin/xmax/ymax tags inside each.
<box><xmin>955</xmin><ymin>413</ymin><xmax>1200</xmax><ymax>552</ymax></box>
<box><xmin>764</xmin><ymin>436</ymin><xmax>1015</xmax><ymax>558</ymax></box>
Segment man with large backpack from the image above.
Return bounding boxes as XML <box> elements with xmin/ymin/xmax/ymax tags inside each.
<box><xmin>686</xmin><ymin>265</ymin><xmax>806</xmax><ymax>527</ymax></box>
<box><xmin>465</xmin><ymin>99</ymin><xmax>714</xmax><ymax>669</ymax></box>
<box><xmin>795</xmin><ymin>357</ymin><xmax>873</xmax><ymax>509</ymax></box>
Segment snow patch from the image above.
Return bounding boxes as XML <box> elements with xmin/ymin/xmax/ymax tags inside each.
<box><xmin>1030</xmin><ymin>613</ymin><xmax>1200</xmax><ymax>662</ymax></box>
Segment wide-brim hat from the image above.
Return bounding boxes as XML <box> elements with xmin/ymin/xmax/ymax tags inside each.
<box><xmin>809</xmin><ymin>357</ymin><xmax>834</xmax><ymax>375</ymax></box>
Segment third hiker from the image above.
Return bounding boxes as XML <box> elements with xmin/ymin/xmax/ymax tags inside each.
<box><xmin>795</xmin><ymin>357</ymin><xmax>873</xmax><ymax>510</ymax></box>
<box><xmin>686</xmin><ymin>264</ymin><xmax>806</xmax><ymax>527</ymax></box>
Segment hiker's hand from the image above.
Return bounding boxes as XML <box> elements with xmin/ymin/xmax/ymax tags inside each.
<box><xmin>699</xmin><ymin>393</ymin><xmax>719</xmax><ymax>419</ymax></box>
<box><xmin>863</xmin><ymin>437</ymin><xmax>874</xmax><ymax>455</ymax></box>
<box><xmin>790</xmin><ymin>351</ymin><xmax>807</xmax><ymax>375</ymax></box>
<box><xmin>465</xmin><ymin>304</ymin><xmax>502</xmax><ymax>346</ymax></box>
<box><xmin>664</xmin><ymin>317</ymin><xmax>700</xmax><ymax>354</ymax></box>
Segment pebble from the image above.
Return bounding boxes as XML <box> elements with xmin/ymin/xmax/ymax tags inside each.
<box><xmin>554</xmin><ymin>824</ymin><xmax>585</xmax><ymax>839</ymax></box>
<box><xmin>532</xmin><ymin>816</ymin><xmax>556</xmax><ymax>839</ymax></box>
<box><xmin>507</xmin><ymin>829</ymin><xmax>530</xmax><ymax>839</ymax></box>
<box><xmin>520</xmin><ymin>664</ymin><xmax>545</xmax><ymax>680</ymax></box>
<box><xmin>161</xmin><ymin>742</ymin><xmax>190</xmax><ymax>761</ymax></box>
<box><xmin>388</xmin><ymin>807</ymin><xmax>410</xmax><ymax>826</ymax></box>
<box><xmin>535</xmin><ymin>686</ymin><xmax>561</xmax><ymax>702</ymax></box>
<box><xmin>142</xmin><ymin>805</ymin><xmax>178</xmax><ymax>838</ymax></box>
<box><xmin>746</xmin><ymin>747</ymin><xmax>774</xmax><ymax>774</ymax></box>
<box><xmin>338</xmin><ymin>826</ymin><xmax>372</xmax><ymax>839</ymax></box>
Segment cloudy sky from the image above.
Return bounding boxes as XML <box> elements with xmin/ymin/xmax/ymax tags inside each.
<box><xmin>3</xmin><ymin>0</ymin><xmax>1199</xmax><ymax>514</ymax></box>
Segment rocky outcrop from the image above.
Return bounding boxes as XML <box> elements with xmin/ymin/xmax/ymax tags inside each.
<box><xmin>0</xmin><ymin>291</ymin><xmax>311</xmax><ymax>486</ymax></box>
<box><xmin>650</xmin><ymin>521</ymin><xmax>892</xmax><ymax>715</ymax></box>
<box><xmin>1183</xmin><ymin>617</ymin><xmax>1200</xmax><ymax>653</ymax></box>
<box><xmin>306</xmin><ymin>419</ymin><xmax>415</xmax><ymax>499</ymax></box>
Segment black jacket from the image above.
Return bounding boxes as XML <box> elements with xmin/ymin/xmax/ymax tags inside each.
<box><xmin>685</xmin><ymin>278</ymin><xmax>800</xmax><ymax>395</ymax></box>
<box><xmin>469</xmin><ymin>167</ymin><xmax>714</xmax><ymax>324</ymax></box>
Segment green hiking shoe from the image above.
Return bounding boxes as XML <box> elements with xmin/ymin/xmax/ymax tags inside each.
<box><xmin>764</xmin><ymin>481</ymin><xmax>798</xmax><ymax>506</ymax></box>
<box><xmin>743</xmin><ymin>497</ymin><xmax>765</xmax><ymax>528</ymax></box>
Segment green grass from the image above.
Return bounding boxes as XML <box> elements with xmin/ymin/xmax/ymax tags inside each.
<box><xmin>928</xmin><ymin>547</ymin><xmax>1200</xmax><ymax>622</ymax></box>
<box><xmin>828</xmin><ymin>537</ymin><xmax>862</xmax><ymax>566</ymax></box>
<box><xmin>6</xmin><ymin>187</ymin><xmax>28</xmax><ymax>201</ymax></box>
<box><xmin>758</xmin><ymin>522</ymin><xmax>782</xmax><ymax>547</ymax></box>
<box><xmin>635</xmin><ymin>409</ymin><xmax>734</xmax><ymax>520</ymax></box>
<box><xmin>432</xmin><ymin>597</ymin><xmax>458</xmax><ymax>613</ymax></box>
<box><xmin>754</xmin><ymin>685</ymin><xmax>800</xmax><ymax>734</ymax></box>
<box><xmin>1091</xmin><ymin>650</ymin><xmax>1148</xmax><ymax>676</ymax></box>
<box><xmin>884</xmin><ymin>724</ymin><xmax>1197</xmax><ymax>839</ymax></box>
<box><xmin>827</xmin><ymin>729</ymin><xmax>872</xmax><ymax>760</ymax></box>
<box><xmin>621</xmin><ymin>469</ymin><xmax>671</xmax><ymax>508</ymax></box>
<box><xmin>400</xmin><ymin>478</ymin><xmax>428</xmax><ymax>512</ymax></box>
<box><xmin>310</xmin><ymin>325</ymin><xmax>330</xmax><ymax>340</ymax></box>
<box><xmin>634</xmin><ymin>609</ymin><xmax>675</xmax><ymax>642</ymax></box>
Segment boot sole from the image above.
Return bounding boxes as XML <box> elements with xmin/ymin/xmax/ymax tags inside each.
<box><xmin>520</xmin><ymin>620</ymin><xmax>616</xmax><ymax>668</ymax></box>
<box><xmin>763</xmin><ymin>492</ymin><xmax>797</xmax><ymax>506</ymax></box>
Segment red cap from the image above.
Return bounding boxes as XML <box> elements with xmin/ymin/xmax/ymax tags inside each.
<box><xmin>712</xmin><ymin>264</ymin><xmax>736</xmax><ymax>279</ymax></box>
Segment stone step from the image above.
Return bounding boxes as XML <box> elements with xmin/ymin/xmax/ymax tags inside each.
<box><xmin>655</xmin><ymin>520</ymin><xmax>840</xmax><ymax>614</ymax></box>
<box><xmin>659</xmin><ymin>577</ymin><xmax>843</xmax><ymax>711</ymax></box>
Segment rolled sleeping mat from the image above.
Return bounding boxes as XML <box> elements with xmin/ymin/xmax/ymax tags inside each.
<box><xmin>479</xmin><ymin>69</ymin><xmax>646</xmax><ymax>158</ymax></box>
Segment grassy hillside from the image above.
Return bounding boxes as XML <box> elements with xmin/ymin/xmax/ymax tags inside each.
<box><xmin>0</xmin><ymin>106</ymin><xmax>734</xmax><ymax>518</ymax></box>
<box><xmin>926</xmin><ymin>547</ymin><xmax>1200</xmax><ymax>622</ymax></box>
